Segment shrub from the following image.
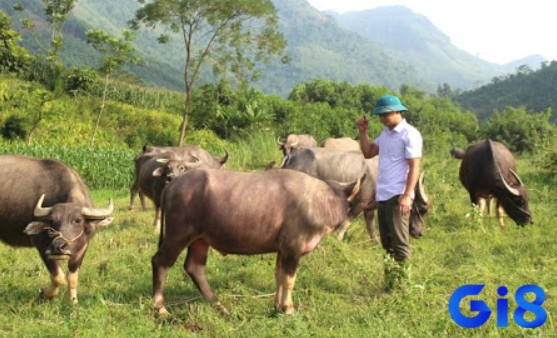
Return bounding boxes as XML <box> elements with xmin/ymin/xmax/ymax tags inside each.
<box><xmin>1</xmin><ymin>115</ymin><xmax>28</xmax><ymax>140</ymax></box>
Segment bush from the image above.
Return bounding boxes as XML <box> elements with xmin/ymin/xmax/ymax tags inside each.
<box><xmin>1</xmin><ymin>115</ymin><xmax>28</xmax><ymax>140</ymax></box>
<box><xmin>480</xmin><ymin>106</ymin><xmax>555</xmax><ymax>153</ymax></box>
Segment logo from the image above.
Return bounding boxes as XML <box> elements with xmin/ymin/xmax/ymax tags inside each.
<box><xmin>448</xmin><ymin>284</ymin><xmax>547</xmax><ymax>328</ymax></box>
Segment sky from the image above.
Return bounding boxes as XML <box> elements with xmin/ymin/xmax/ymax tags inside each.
<box><xmin>305</xmin><ymin>0</ymin><xmax>554</xmax><ymax>65</ymax></box>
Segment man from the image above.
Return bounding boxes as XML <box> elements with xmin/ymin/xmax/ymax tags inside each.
<box><xmin>356</xmin><ymin>94</ymin><xmax>423</xmax><ymax>290</ymax></box>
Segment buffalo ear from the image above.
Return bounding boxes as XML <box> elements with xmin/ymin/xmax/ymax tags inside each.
<box><xmin>346</xmin><ymin>174</ymin><xmax>364</xmax><ymax>203</ymax></box>
<box><xmin>152</xmin><ymin>167</ymin><xmax>165</xmax><ymax>177</ymax></box>
<box><xmin>89</xmin><ymin>217</ymin><xmax>115</xmax><ymax>229</ymax></box>
<box><xmin>23</xmin><ymin>221</ymin><xmax>48</xmax><ymax>235</ymax></box>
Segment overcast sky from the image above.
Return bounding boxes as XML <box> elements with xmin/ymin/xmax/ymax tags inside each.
<box><xmin>305</xmin><ymin>0</ymin><xmax>554</xmax><ymax>65</ymax></box>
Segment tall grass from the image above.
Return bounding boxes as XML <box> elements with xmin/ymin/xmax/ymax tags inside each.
<box><xmin>0</xmin><ymin>135</ymin><xmax>556</xmax><ymax>337</ymax></box>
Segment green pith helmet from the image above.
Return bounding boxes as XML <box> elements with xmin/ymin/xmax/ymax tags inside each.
<box><xmin>371</xmin><ymin>94</ymin><xmax>408</xmax><ymax>115</ymax></box>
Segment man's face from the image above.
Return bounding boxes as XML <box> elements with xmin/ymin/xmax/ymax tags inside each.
<box><xmin>378</xmin><ymin>111</ymin><xmax>402</xmax><ymax>129</ymax></box>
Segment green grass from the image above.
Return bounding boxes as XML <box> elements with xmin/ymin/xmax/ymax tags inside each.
<box><xmin>1</xmin><ymin>144</ymin><xmax>556</xmax><ymax>337</ymax></box>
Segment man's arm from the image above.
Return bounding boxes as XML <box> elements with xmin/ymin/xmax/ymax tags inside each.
<box><xmin>357</xmin><ymin>116</ymin><xmax>378</xmax><ymax>158</ymax></box>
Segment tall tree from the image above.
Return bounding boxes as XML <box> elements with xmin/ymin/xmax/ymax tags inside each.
<box><xmin>86</xmin><ymin>28</ymin><xmax>141</xmax><ymax>146</ymax></box>
<box><xmin>14</xmin><ymin>0</ymin><xmax>76</xmax><ymax>92</ymax></box>
<box><xmin>130</xmin><ymin>0</ymin><xmax>288</xmax><ymax>145</ymax></box>
<box><xmin>0</xmin><ymin>10</ymin><xmax>31</xmax><ymax>73</ymax></box>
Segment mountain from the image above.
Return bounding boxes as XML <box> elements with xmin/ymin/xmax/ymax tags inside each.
<box><xmin>2</xmin><ymin>0</ymin><xmax>521</xmax><ymax>96</ymax></box>
<box><xmin>330</xmin><ymin>6</ymin><xmax>544</xmax><ymax>90</ymax></box>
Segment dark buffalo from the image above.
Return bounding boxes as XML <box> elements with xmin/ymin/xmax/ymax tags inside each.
<box><xmin>450</xmin><ymin>148</ymin><xmax>466</xmax><ymax>159</ymax></box>
<box><xmin>320</xmin><ymin>137</ymin><xmax>361</xmax><ymax>152</ymax></box>
<box><xmin>281</xmin><ymin>147</ymin><xmax>430</xmax><ymax>241</ymax></box>
<box><xmin>0</xmin><ymin>155</ymin><xmax>114</xmax><ymax>303</ymax></box>
<box><xmin>458</xmin><ymin>139</ymin><xmax>533</xmax><ymax>226</ymax></box>
<box><xmin>136</xmin><ymin>152</ymin><xmax>202</xmax><ymax>233</ymax></box>
<box><xmin>129</xmin><ymin>145</ymin><xmax>229</xmax><ymax>212</ymax></box>
<box><xmin>450</xmin><ymin>147</ymin><xmax>493</xmax><ymax>215</ymax></box>
<box><xmin>152</xmin><ymin>168</ymin><xmax>363</xmax><ymax>316</ymax></box>
<box><xmin>276</xmin><ymin>134</ymin><xmax>317</xmax><ymax>156</ymax></box>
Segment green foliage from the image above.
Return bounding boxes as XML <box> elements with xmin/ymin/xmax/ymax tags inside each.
<box><xmin>0</xmin><ymin>144</ymin><xmax>135</xmax><ymax>190</ymax></box>
<box><xmin>63</xmin><ymin>66</ymin><xmax>99</xmax><ymax>96</ymax></box>
<box><xmin>456</xmin><ymin>61</ymin><xmax>557</xmax><ymax>122</ymax></box>
<box><xmin>480</xmin><ymin>106</ymin><xmax>555</xmax><ymax>153</ymax></box>
<box><xmin>131</xmin><ymin>0</ymin><xmax>288</xmax><ymax>145</ymax></box>
<box><xmin>0</xmin><ymin>114</ymin><xmax>28</xmax><ymax>140</ymax></box>
<box><xmin>0</xmin><ymin>9</ymin><xmax>31</xmax><ymax>73</ymax></box>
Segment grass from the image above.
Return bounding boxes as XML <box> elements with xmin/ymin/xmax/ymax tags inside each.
<box><xmin>1</xmin><ymin>142</ymin><xmax>556</xmax><ymax>337</ymax></box>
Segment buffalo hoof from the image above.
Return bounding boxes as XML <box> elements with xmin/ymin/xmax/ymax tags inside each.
<box><xmin>214</xmin><ymin>301</ymin><xmax>230</xmax><ymax>316</ymax></box>
<box><xmin>39</xmin><ymin>288</ymin><xmax>58</xmax><ymax>301</ymax></box>
<box><xmin>156</xmin><ymin>306</ymin><xmax>170</xmax><ymax>318</ymax></box>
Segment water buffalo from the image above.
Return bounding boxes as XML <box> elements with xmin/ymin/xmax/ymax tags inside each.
<box><xmin>450</xmin><ymin>148</ymin><xmax>466</xmax><ymax>159</ymax></box>
<box><xmin>450</xmin><ymin>147</ymin><xmax>493</xmax><ymax>215</ymax></box>
<box><xmin>152</xmin><ymin>168</ymin><xmax>363</xmax><ymax>316</ymax></box>
<box><xmin>458</xmin><ymin>139</ymin><xmax>533</xmax><ymax>226</ymax></box>
<box><xmin>0</xmin><ymin>155</ymin><xmax>114</xmax><ymax>303</ymax></box>
<box><xmin>276</xmin><ymin>133</ymin><xmax>317</xmax><ymax>156</ymax></box>
<box><xmin>129</xmin><ymin>145</ymin><xmax>229</xmax><ymax>211</ymax></box>
<box><xmin>136</xmin><ymin>152</ymin><xmax>203</xmax><ymax>233</ymax></box>
<box><xmin>320</xmin><ymin>137</ymin><xmax>361</xmax><ymax>152</ymax></box>
<box><xmin>281</xmin><ymin>147</ymin><xmax>430</xmax><ymax>241</ymax></box>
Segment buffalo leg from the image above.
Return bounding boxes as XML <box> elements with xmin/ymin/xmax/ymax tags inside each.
<box><xmin>496</xmin><ymin>202</ymin><xmax>505</xmax><ymax>228</ymax></box>
<box><xmin>184</xmin><ymin>239</ymin><xmax>229</xmax><ymax>315</ymax></box>
<box><xmin>363</xmin><ymin>209</ymin><xmax>378</xmax><ymax>243</ymax></box>
<box><xmin>275</xmin><ymin>251</ymin><xmax>299</xmax><ymax>315</ymax></box>
<box><xmin>153</xmin><ymin>208</ymin><xmax>162</xmax><ymax>235</ymax></box>
<box><xmin>67</xmin><ymin>255</ymin><xmax>85</xmax><ymax>304</ymax></box>
<box><xmin>336</xmin><ymin>219</ymin><xmax>351</xmax><ymax>241</ymax></box>
<box><xmin>41</xmin><ymin>258</ymin><xmax>66</xmax><ymax>300</ymax></box>
<box><xmin>152</xmin><ymin>241</ymin><xmax>185</xmax><ymax>317</ymax></box>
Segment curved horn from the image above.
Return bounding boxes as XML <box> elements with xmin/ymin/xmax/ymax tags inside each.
<box><xmin>218</xmin><ymin>150</ymin><xmax>229</xmax><ymax>166</ymax></box>
<box><xmin>185</xmin><ymin>155</ymin><xmax>202</xmax><ymax>169</ymax></box>
<box><xmin>499</xmin><ymin>171</ymin><xmax>520</xmax><ymax>196</ymax></box>
<box><xmin>509</xmin><ymin>169</ymin><xmax>525</xmax><ymax>187</ymax></box>
<box><xmin>416</xmin><ymin>171</ymin><xmax>429</xmax><ymax>203</ymax></box>
<box><xmin>276</xmin><ymin>137</ymin><xmax>284</xmax><ymax>146</ymax></box>
<box><xmin>82</xmin><ymin>199</ymin><xmax>114</xmax><ymax>220</ymax></box>
<box><xmin>290</xmin><ymin>136</ymin><xmax>299</xmax><ymax>147</ymax></box>
<box><xmin>156</xmin><ymin>158</ymin><xmax>170</xmax><ymax>165</ymax></box>
<box><xmin>33</xmin><ymin>194</ymin><xmax>52</xmax><ymax>218</ymax></box>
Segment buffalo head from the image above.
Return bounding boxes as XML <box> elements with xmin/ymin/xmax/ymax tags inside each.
<box><xmin>24</xmin><ymin>194</ymin><xmax>114</xmax><ymax>260</ymax></box>
<box><xmin>498</xmin><ymin>170</ymin><xmax>533</xmax><ymax>226</ymax></box>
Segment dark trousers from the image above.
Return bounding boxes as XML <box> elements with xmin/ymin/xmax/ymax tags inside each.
<box><xmin>377</xmin><ymin>195</ymin><xmax>411</xmax><ymax>262</ymax></box>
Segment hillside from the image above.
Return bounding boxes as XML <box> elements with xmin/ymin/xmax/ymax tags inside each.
<box><xmin>2</xmin><ymin>0</ymin><xmax>519</xmax><ymax>96</ymax></box>
<box><xmin>331</xmin><ymin>6</ymin><xmax>545</xmax><ymax>90</ymax></box>
<box><xmin>455</xmin><ymin>61</ymin><xmax>557</xmax><ymax>122</ymax></box>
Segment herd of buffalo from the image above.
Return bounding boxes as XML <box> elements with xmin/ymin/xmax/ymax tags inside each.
<box><xmin>0</xmin><ymin>135</ymin><xmax>532</xmax><ymax>316</ymax></box>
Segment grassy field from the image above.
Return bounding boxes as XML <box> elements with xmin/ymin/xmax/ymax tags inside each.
<box><xmin>1</xmin><ymin>144</ymin><xmax>556</xmax><ymax>337</ymax></box>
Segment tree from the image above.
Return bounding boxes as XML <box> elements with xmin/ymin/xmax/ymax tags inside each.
<box><xmin>85</xmin><ymin>28</ymin><xmax>141</xmax><ymax>146</ymax></box>
<box><xmin>130</xmin><ymin>0</ymin><xmax>288</xmax><ymax>146</ymax></box>
<box><xmin>14</xmin><ymin>0</ymin><xmax>77</xmax><ymax>93</ymax></box>
<box><xmin>0</xmin><ymin>10</ymin><xmax>31</xmax><ymax>73</ymax></box>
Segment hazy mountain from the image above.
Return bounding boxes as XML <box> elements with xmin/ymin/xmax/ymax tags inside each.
<box><xmin>2</xmin><ymin>0</ymin><xmax>529</xmax><ymax>96</ymax></box>
<box><xmin>329</xmin><ymin>6</ymin><xmax>545</xmax><ymax>90</ymax></box>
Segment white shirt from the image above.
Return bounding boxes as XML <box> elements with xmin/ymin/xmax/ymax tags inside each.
<box><xmin>374</xmin><ymin>119</ymin><xmax>422</xmax><ymax>202</ymax></box>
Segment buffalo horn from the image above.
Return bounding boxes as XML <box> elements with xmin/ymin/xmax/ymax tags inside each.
<box><xmin>509</xmin><ymin>169</ymin><xmax>525</xmax><ymax>187</ymax></box>
<box><xmin>276</xmin><ymin>137</ymin><xmax>284</xmax><ymax>146</ymax></box>
<box><xmin>82</xmin><ymin>199</ymin><xmax>114</xmax><ymax>220</ymax></box>
<box><xmin>417</xmin><ymin>171</ymin><xmax>429</xmax><ymax>203</ymax></box>
<box><xmin>185</xmin><ymin>155</ymin><xmax>202</xmax><ymax>169</ymax></box>
<box><xmin>218</xmin><ymin>150</ymin><xmax>229</xmax><ymax>166</ymax></box>
<box><xmin>33</xmin><ymin>194</ymin><xmax>52</xmax><ymax>218</ymax></box>
<box><xmin>290</xmin><ymin>136</ymin><xmax>299</xmax><ymax>147</ymax></box>
<box><xmin>499</xmin><ymin>171</ymin><xmax>520</xmax><ymax>196</ymax></box>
